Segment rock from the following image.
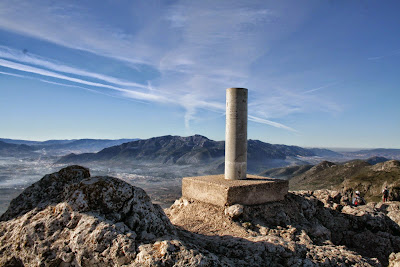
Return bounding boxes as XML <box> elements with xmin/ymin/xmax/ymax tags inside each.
<box><xmin>173</xmin><ymin>198</ymin><xmax>190</xmax><ymax>209</ymax></box>
<box><xmin>0</xmin><ymin>203</ymin><xmax>138</xmax><ymax>265</ymax></box>
<box><xmin>309</xmin><ymin>224</ymin><xmax>331</xmax><ymax>241</ymax></box>
<box><xmin>372</xmin><ymin>160</ymin><xmax>400</xmax><ymax>172</ymax></box>
<box><xmin>167</xmin><ymin>195</ymin><xmax>384</xmax><ymax>266</ymax></box>
<box><xmin>1</xmin><ymin>166</ymin><xmax>399</xmax><ymax>266</ymax></box>
<box><xmin>386</xmin><ymin>202</ymin><xmax>400</xmax><ymax>225</ymax></box>
<box><xmin>167</xmin><ymin>189</ymin><xmax>400</xmax><ymax>266</ymax></box>
<box><xmin>0</xmin><ymin>165</ymin><xmax>90</xmax><ymax>220</ymax></box>
<box><xmin>0</xmin><ymin>165</ymin><xmax>174</xmax><ymax>240</ymax></box>
<box><xmin>389</xmin><ymin>252</ymin><xmax>400</xmax><ymax>267</ymax></box>
<box><xmin>135</xmin><ymin>239</ymin><xmax>219</xmax><ymax>266</ymax></box>
<box><xmin>224</xmin><ymin>204</ymin><xmax>244</xmax><ymax>219</ymax></box>
<box><xmin>0</xmin><ymin>166</ymin><xmax>217</xmax><ymax>266</ymax></box>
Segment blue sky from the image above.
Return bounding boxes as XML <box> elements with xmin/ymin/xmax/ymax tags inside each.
<box><xmin>0</xmin><ymin>0</ymin><xmax>399</xmax><ymax>148</ymax></box>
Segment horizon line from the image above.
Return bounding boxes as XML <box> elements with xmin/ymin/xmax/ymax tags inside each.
<box><xmin>1</xmin><ymin>135</ymin><xmax>399</xmax><ymax>150</ymax></box>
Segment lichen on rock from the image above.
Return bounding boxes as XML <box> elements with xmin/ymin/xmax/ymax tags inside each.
<box><xmin>1</xmin><ymin>166</ymin><xmax>400</xmax><ymax>266</ymax></box>
<box><xmin>0</xmin><ymin>165</ymin><xmax>213</xmax><ymax>266</ymax></box>
<box><xmin>167</xmin><ymin>190</ymin><xmax>400</xmax><ymax>266</ymax></box>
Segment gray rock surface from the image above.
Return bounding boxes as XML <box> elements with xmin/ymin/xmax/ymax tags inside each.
<box><xmin>1</xmin><ymin>166</ymin><xmax>400</xmax><ymax>266</ymax></box>
<box><xmin>167</xmin><ymin>189</ymin><xmax>400</xmax><ymax>266</ymax></box>
<box><xmin>224</xmin><ymin>204</ymin><xmax>244</xmax><ymax>219</ymax></box>
<box><xmin>389</xmin><ymin>252</ymin><xmax>400</xmax><ymax>267</ymax></box>
<box><xmin>0</xmin><ymin>166</ymin><xmax>216</xmax><ymax>266</ymax></box>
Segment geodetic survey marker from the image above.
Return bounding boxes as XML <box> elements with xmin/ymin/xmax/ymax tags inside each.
<box><xmin>182</xmin><ymin>88</ymin><xmax>288</xmax><ymax>206</ymax></box>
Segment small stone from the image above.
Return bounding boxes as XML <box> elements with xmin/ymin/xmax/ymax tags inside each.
<box><xmin>224</xmin><ymin>204</ymin><xmax>244</xmax><ymax>219</ymax></box>
<box><xmin>242</xmin><ymin>222</ymin><xmax>252</xmax><ymax>229</ymax></box>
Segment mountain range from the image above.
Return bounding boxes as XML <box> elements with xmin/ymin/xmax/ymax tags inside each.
<box><xmin>344</xmin><ymin>148</ymin><xmax>400</xmax><ymax>160</ymax></box>
<box><xmin>0</xmin><ymin>141</ymin><xmax>35</xmax><ymax>156</ymax></box>
<box><xmin>56</xmin><ymin>135</ymin><xmax>328</xmax><ymax>172</ymax></box>
<box><xmin>0</xmin><ymin>138</ymin><xmax>138</xmax><ymax>155</ymax></box>
<box><xmin>3</xmin><ymin>135</ymin><xmax>400</xmax><ymax>175</ymax></box>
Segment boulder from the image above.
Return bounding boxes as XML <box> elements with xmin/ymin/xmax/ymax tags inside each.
<box><xmin>0</xmin><ymin>166</ymin><xmax>216</xmax><ymax>266</ymax></box>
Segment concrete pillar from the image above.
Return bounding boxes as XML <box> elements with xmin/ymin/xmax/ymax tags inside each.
<box><xmin>225</xmin><ymin>88</ymin><xmax>248</xmax><ymax>180</ymax></box>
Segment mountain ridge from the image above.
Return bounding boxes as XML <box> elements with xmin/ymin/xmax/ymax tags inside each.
<box><xmin>0</xmin><ymin>138</ymin><xmax>138</xmax><ymax>155</ymax></box>
<box><xmin>345</xmin><ymin>148</ymin><xmax>400</xmax><ymax>160</ymax></box>
<box><xmin>56</xmin><ymin>135</ymin><xmax>321</xmax><ymax>172</ymax></box>
<box><xmin>0</xmin><ymin>141</ymin><xmax>36</xmax><ymax>156</ymax></box>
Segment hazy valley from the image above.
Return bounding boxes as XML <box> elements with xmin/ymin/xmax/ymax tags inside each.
<box><xmin>1</xmin><ymin>135</ymin><xmax>400</xmax><ymax>215</ymax></box>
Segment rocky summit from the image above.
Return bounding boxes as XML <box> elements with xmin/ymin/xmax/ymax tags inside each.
<box><xmin>1</xmin><ymin>166</ymin><xmax>400</xmax><ymax>266</ymax></box>
<box><xmin>167</xmin><ymin>191</ymin><xmax>400</xmax><ymax>266</ymax></box>
<box><xmin>0</xmin><ymin>166</ymin><xmax>208</xmax><ymax>266</ymax></box>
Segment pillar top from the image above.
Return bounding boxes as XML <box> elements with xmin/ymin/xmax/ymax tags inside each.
<box><xmin>227</xmin><ymin>87</ymin><xmax>248</xmax><ymax>90</ymax></box>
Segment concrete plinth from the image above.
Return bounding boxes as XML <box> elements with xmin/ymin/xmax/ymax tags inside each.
<box><xmin>182</xmin><ymin>175</ymin><xmax>288</xmax><ymax>206</ymax></box>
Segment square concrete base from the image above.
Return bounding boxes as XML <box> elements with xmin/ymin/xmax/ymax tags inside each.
<box><xmin>182</xmin><ymin>174</ymin><xmax>288</xmax><ymax>206</ymax></box>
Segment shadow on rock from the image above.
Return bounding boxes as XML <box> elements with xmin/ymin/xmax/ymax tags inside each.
<box><xmin>166</xmin><ymin>195</ymin><xmax>390</xmax><ymax>266</ymax></box>
<box><xmin>236</xmin><ymin>190</ymin><xmax>400</xmax><ymax>266</ymax></box>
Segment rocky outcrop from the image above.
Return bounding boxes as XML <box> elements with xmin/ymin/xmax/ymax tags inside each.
<box><xmin>309</xmin><ymin>161</ymin><xmax>337</xmax><ymax>172</ymax></box>
<box><xmin>167</xmin><ymin>190</ymin><xmax>400</xmax><ymax>266</ymax></box>
<box><xmin>0</xmin><ymin>166</ymin><xmax>215</xmax><ymax>266</ymax></box>
<box><xmin>1</xmin><ymin>166</ymin><xmax>400</xmax><ymax>266</ymax></box>
<box><xmin>372</xmin><ymin>160</ymin><xmax>400</xmax><ymax>172</ymax></box>
<box><xmin>0</xmin><ymin>165</ymin><xmax>173</xmax><ymax>240</ymax></box>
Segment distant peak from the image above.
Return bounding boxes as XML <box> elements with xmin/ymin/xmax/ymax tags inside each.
<box><xmin>190</xmin><ymin>134</ymin><xmax>210</xmax><ymax>140</ymax></box>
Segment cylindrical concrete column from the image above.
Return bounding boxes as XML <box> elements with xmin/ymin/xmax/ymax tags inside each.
<box><xmin>225</xmin><ymin>88</ymin><xmax>247</xmax><ymax>180</ymax></box>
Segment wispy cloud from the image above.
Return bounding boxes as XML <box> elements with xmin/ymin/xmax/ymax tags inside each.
<box><xmin>0</xmin><ymin>70</ymin><xmax>26</xmax><ymax>78</ymax></box>
<box><xmin>0</xmin><ymin>58</ymin><xmax>169</xmax><ymax>102</ymax></box>
<box><xmin>0</xmin><ymin>55</ymin><xmax>296</xmax><ymax>132</ymax></box>
<box><xmin>0</xmin><ymin>0</ymin><xmax>330</xmax><ymax>133</ymax></box>
<box><xmin>303</xmin><ymin>81</ymin><xmax>340</xmax><ymax>94</ymax></box>
<box><xmin>368</xmin><ymin>49</ymin><xmax>400</xmax><ymax>60</ymax></box>
<box><xmin>248</xmin><ymin>115</ymin><xmax>297</xmax><ymax>132</ymax></box>
<box><xmin>0</xmin><ymin>1</ymin><xmax>148</xmax><ymax>65</ymax></box>
<box><xmin>0</xmin><ymin>70</ymin><xmax>148</xmax><ymax>103</ymax></box>
<box><xmin>0</xmin><ymin>45</ymin><xmax>148</xmax><ymax>89</ymax></box>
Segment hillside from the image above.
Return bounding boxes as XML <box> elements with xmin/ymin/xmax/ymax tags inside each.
<box><xmin>366</xmin><ymin>156</ymin><xmax>389</xmax><ymax>165</ymax></box>
<box><xmin>38</xmin><ymin>138</ymin><xmax>138</xmax><ymax>154</ymax></box>
<box><xmin>307</xmin><ymin>148</ymin><xmax>344</xmax><ymax>158</ymax></box>
<box><xmin>0</xmin><ymin>141</ymin><xmax>36</xmax><ymax>156</ymax></box>
<box><xmin>288</xmin><ymin>159</ymin><xmax>400</xmax><ymax>202</ymax></box>
<box><xmin>57</xmin><ymin>135</ymin><xmax>319</xmax><ymax>172</ymax></box>
<box><xmin>2</xmin><ymin>166</ymin><xmax>400</xmax><ymax>266</ymax></box>
<box><xmin>289</xmin><ymin>160</ymin><xmax>370</xmax><ymax>190</ymax></box>
<box><xmin>0</xmin><ymin>138</ymin><xmax>138</xmax><ymax>155</ymax></box>
<box><xmin>259</xmin><ymin>164</ymin><xmax>313</xmax><ymax>180</ymax></box>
